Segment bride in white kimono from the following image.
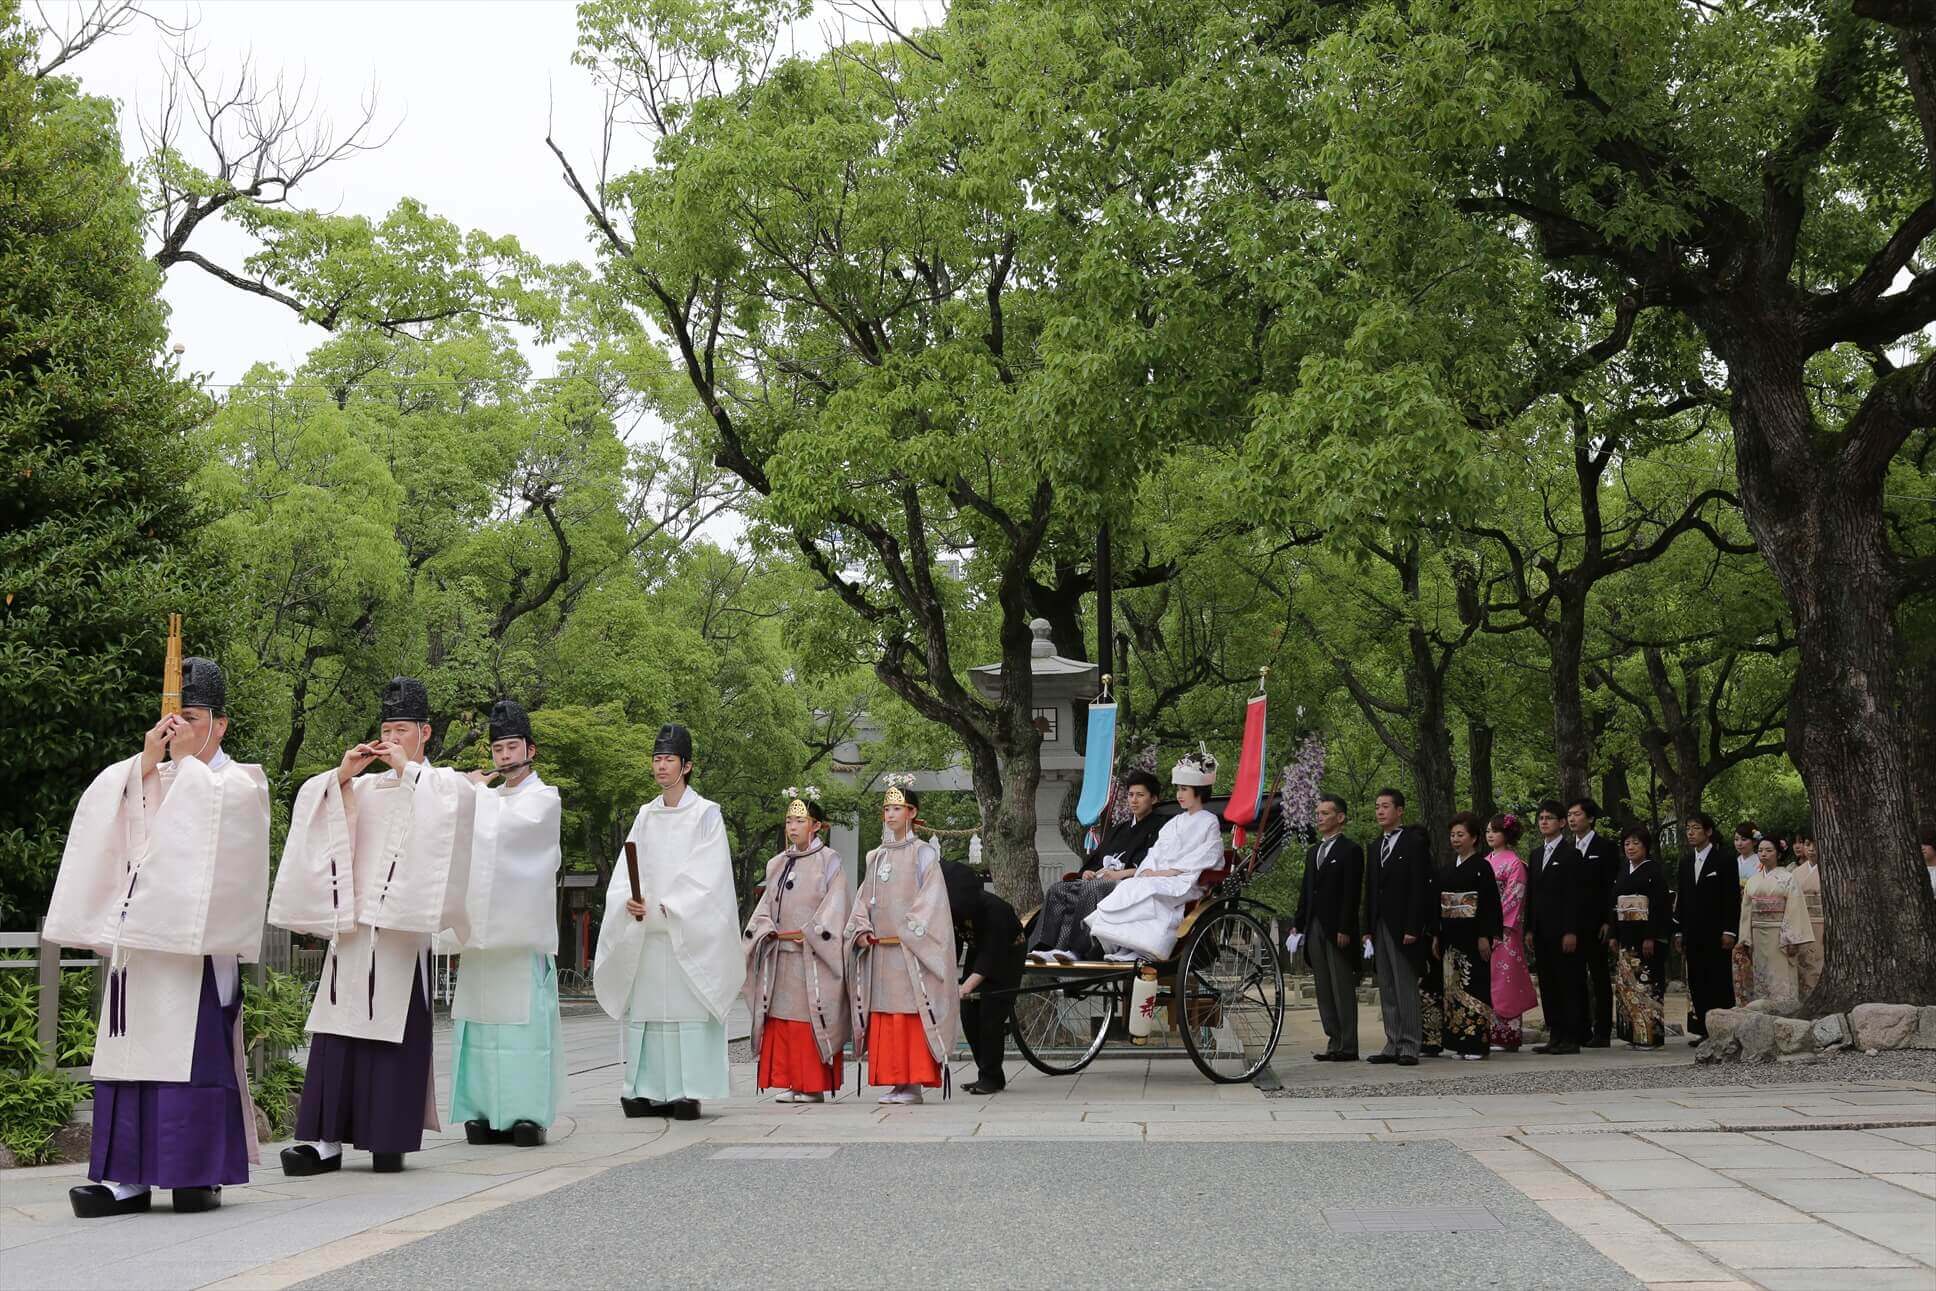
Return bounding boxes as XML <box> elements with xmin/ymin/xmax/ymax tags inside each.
<box><xmin>1085</xmin><ymin>748</ymin><xmax>1226</xmax><ymax>962</ymax></box>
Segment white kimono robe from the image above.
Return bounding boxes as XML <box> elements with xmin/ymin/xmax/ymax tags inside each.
<box><xmin>43</xmin><ymin>752</ymin><xmax>269</xmax><ymax>1165</ymax></box>
<box><xmin>1084</xmin><ymin>808</ymin><xmax>1226</xmax><ymax>960</ymax></box>
<box><xmin>593</xmin><ymin>790</ymin><xmax>745</xmax><ymax>1025</ymax></box>
<box><xmin>270</xmin><ymin>762</ymin><xmax>475</xmax><ymax>1046</ymax></box>
<box><xmin>449</xmin><ymin>774</ymin><xmax>561</xmax><ymax>1026</ymax></box>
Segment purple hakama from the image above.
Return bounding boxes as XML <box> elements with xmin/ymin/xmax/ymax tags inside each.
<box><xmin>294</xmin><ymin>962</ymin><xmax>433</xmax><ymax>1154</ymax></box>
<box><xmin>89</xmin><ymin>958</ymin><xmax>251</xmax><ymax>1189</ymax></box>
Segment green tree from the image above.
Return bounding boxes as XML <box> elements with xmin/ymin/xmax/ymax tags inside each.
<box><xmin>557</xmin><ymin>0</ymin><xmax>1253</xmax><ymax>906</ymax></box>
<box><xmin>0</xmin><ymin>2</ymin><xmax>211</xmax><ymax>922</ymax></box>
<box><xmin>1224</xmin><ymin>0</ymin><xmax>1936</xmax><ymax>1007</ymax></box>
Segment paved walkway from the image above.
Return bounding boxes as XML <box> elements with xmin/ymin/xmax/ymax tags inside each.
<box><xmin>2</xmin><ymin>1009</ymin><xmax>1931</xmax><ymax>1290</ymax></box>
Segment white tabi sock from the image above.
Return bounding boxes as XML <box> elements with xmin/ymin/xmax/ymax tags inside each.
<box><xmin>316</xmin><ymin>1141</ymin><xmax>343</xmax><ymax>1160</ymax></box>
<box><xmin>106</xmin><ymin>1181</ymin><xmax>149</xmax><ymax>1200</ymax></box>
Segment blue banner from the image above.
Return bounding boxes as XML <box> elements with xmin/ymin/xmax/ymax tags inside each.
<box><xmin>1076</xmin><ymin>702</ymin><xmax>1118</xmax><ymax>828</ymax></box>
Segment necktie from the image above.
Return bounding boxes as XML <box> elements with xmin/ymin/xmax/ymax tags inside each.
<box><xmin>1317</xmin><ymin>838</ymin><xmax>1333</xmax><ymax>867</ymax></box>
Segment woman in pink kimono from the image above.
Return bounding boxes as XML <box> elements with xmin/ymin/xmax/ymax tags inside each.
<box><xmin>1484</xmin><ymin>813</ymin><xmax>1537</xmax><ymax>1051</ymax></box>
<box><xmin>744</xmin><ymin>789</ymin><xmax>851</xmax><ymax>1104</ymax></box>
<box><xmin>845</xmin><ymin>777</ymin><xmax>959</xmax><ymax>1105</ymax></box>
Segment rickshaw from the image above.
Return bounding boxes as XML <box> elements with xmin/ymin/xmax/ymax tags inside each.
<box><xmin>1008</xmin><ymin>685</ymin><xmax>1290</xmax><ymax>1083</ymax></box>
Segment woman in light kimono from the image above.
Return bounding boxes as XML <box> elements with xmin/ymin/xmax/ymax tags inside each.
<box><xmin>1483</xmin><ymin>813</ymin><xmax>1537</xmax><ymax>1052</ymax></box>
<box><xmin>1734</xmin><ymin>836</ymin><xmax>1815</xmax><ymax>1006</ymax></box>
<box><xmin>1790</xmin><ymin>830</ymin><xmax>1825</xmax><ymax>997</ymax></box>
<box><xmin>1084</xmin><ymin>747</ymin><xmax>1226</xmax><ymax>962</ymax></box>
<box><xmin>1610</xmin><ymin>825</ymin><xmax>1673</xmax><ymax>1048</ymax></box>
<box><xmin>745</xmin><ymin>789</ymin><xmax>851</xmax><ymax>1104</ymax></box>
<box><xmin>846</xmin><ymin>778</ymin><xmax>958</xmax><ymax>1106</ymax></box>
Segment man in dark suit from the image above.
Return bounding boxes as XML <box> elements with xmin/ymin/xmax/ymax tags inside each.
<box><xmin>1674</xmin><ymin>811</ymin><xmax>1740</xmax><ymax>1045</ymax></box>
<box><xmin>1566</xmin><ymin>797</ymin><xmax>1620</xmax><ymax>1047</ymax></box>
<box><xmin>1364</xmin><ymin>788</ymin><xmax>1435</xmax><ymax>1066</ymax></box>
<box><xmin>1292</xmin><ymin>793</ymin><xmax>1364</xmax><ymax>1061</ymax></box>
<box><xmin>1527</xmin><ymin>799</ymin><xmax>1592</xmax><ymax>1054</ymax></box>
<box><xmin>943</xmin><ymin>860</ymin><xmax>1026</xmax><ymax>1095</ymax></box>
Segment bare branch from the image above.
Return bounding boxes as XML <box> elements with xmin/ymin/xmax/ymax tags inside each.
<box><xmin>31</xmin><ymin>0</ymin><xmax>178</xmax><ymax>79</ymax></box>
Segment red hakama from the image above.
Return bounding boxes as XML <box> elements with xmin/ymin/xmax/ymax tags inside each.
<box><xmin>866</xmin><ymin>1011</ymin><xmax>941</xmax><ymax>1087</ymax></box>
<box><xmin>757</xmin><ymin>1018</ymin><xmax>842</xmax><ymax>1093</ymax></box>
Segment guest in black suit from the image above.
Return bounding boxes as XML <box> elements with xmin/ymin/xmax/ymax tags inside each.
<box><xmin>1527</xmin><ymin>799</ymin><xmax>1592</xmax><ymax>1054</ymax></box>
<box><xmin>1673</xmin><ymin>811</ymin><xmax>1739</xmax><ymax>1044</ymax></box>
<box><xmin>1291</xmin><ymin>793</ymin><xmax>1364</xmax><ymax>1061</ymax></box>
<box><xmin>1365</xmin><ymin>788</ymin><xmax>1436</xmax><ymax>1066</ymax></box>
<box><xmin>1566</xmin><ymin>797</ymin><xmax>1620</xmax><ymax>1047</ymax></box>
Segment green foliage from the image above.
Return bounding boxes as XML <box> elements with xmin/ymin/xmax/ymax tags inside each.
<box><xmin>0</xmin><ymin>974</ymin><xmax>43</xmax><ymax>1071</ymax></box>
<box><xmin>252</xmin><ymin>1057</ymin><xmax>306</xmax><ymax>1140</ymax></box>
<box><xmin>0</xmin><ymin>1067</ymin><xmax>85</xmax><ymax>1164</ymax></box>
<box><xmin>0</xmin><ymin>4</ymin><xmax>215</xmax><ymax>923</ymax></box>
<box><xmin>242</xmin><ymin>968</ymin><xmax>311</xmax><ymax>1058</ymax></box>
<box><xmin>56</xmin><ymin>969</ymin><xmax>95</xmax><ymax>1066</ymax></box>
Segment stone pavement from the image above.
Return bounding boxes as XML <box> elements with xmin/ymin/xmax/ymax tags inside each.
<box><xmin>1</xmin><ymin>1009</ymin><xmax>1930</xmax><ymax>1291</ymax></box>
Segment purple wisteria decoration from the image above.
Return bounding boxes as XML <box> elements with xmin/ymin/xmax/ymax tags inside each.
<box><xmin>1278</xmin><ymin>733</ymin><xmax>1326</xmax><ymax>839</ymax></box>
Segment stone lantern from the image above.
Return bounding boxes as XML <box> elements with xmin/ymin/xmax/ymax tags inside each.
<box><xmin>969</xmin><ymin>619</ymin><xmax>1101</xmax><ymax>893</ymax></box>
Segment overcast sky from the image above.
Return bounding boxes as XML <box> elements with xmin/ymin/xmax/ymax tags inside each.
<box><xmin>53</xmin><ymin>1</ymin><xmax>628</xmax><ymax>386</ymax></box>
<box><xmin>48</xmin><ymin>1</ymin><xmax>944</xmax><ymax>389</ymax></box>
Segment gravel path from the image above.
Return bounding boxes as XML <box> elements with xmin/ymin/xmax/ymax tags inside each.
<box><xmin>1267</xmin><ymin>1048</ymin><xmax>1936</xmax><ymax>1099</ymax></box>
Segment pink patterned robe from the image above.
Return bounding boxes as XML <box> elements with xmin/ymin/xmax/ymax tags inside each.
<box><xmin>1486</xmin><ymin>848</ymin><xmax>1538</xmax><ymax>1043</ymax></box>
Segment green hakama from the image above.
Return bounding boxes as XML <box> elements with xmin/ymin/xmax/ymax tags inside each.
<box><xmin>449</xmin><ymin>952</ymin><xmax>565</xmax><ymax>1129</ymax></box>
<box><xmin>620</xmin><ymin>1020</ymin><xmax>730</xmax><ymax>1101</ymax></box>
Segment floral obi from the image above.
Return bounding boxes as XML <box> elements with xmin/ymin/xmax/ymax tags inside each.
<box><xmin>1440</xmin><ymin>890</ymin><xmax>1477</xmax><ymax>919</ymax></box>
<box><xmin>1615</xmin><ymin>894</ymin><xmax>1650</xmax><ymax>922</ymax></box>
<box><xmin>1749</xmin><ymin>894</ymin><xmax>1788</xmax><ymax>926</ymax></box>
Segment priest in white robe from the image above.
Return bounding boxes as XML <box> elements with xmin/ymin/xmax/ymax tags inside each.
<box><xmin>447</xmin><ymin>698</ymin><xmax>565</xmax><ymax>1148</ymax></box>
<box><xmin>271</xmin><ymin>677</ymin><xmax>475</xmax><ymax>1175</ymax></box>
<box><xmin>1085</xmin><ymin>747</ymin><xmax>1227</xmax><ymax>962</ymax></box>
<box><xmin>47</xmin><ymin>658</ymin><xmax>270</xmax><ymax>1218</ymax></box>
<box><xmin>594</xmin><ymin>723</ymin><xmax>744</xmax><ymax>1121</ymax></box>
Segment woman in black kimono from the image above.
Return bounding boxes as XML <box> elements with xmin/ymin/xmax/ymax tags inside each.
<box><xmin>1434</xmin><ymin>813</ymin><xmax>1504</xmax><ymax>1059</ymax></box>
<box><xmin>1610</xmin><ymin>825</ymin><xmax>1673</xmax><ymax>1048</ymax></box>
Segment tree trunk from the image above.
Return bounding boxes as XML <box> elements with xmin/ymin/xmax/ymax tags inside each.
<box><xmin>1467</xmin><ymin>713</ymin><xmax>1496</xmax><ymax>818</ymax></box>
<box><xmin>1410</xmin><ymin>625</ymin><xmax>1458</xmax><ymax>860</ymax></box>
<box><xmin>1600</xmin><ymin>756</ymin><xmax>1634</xmax><ymax>829</ymax></box>
<box><xmin>1902</xmin><ymin>643</ymin><xmax>1936</xmax><ymax>831</ymax></box>
<box><xmin>1724</xmin><ymin>343</ymin><xmax>1936</xmax><ymax>1010</ymax></box>
<box><xmin>972</xmin><ymin>718</ymin><xmax>1043</xmax><ymax>912</ymax></box>
<box><xmin>1547</xmin><ymin>594</ymin><xmax>1592</xmax><ymax>802</ymax></box>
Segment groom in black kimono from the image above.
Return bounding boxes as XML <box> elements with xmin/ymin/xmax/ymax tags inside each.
<box><xmin>1027</xmin><ymin>770</ymin><xmax>1165</xmax><ymax>961</ymax></box>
